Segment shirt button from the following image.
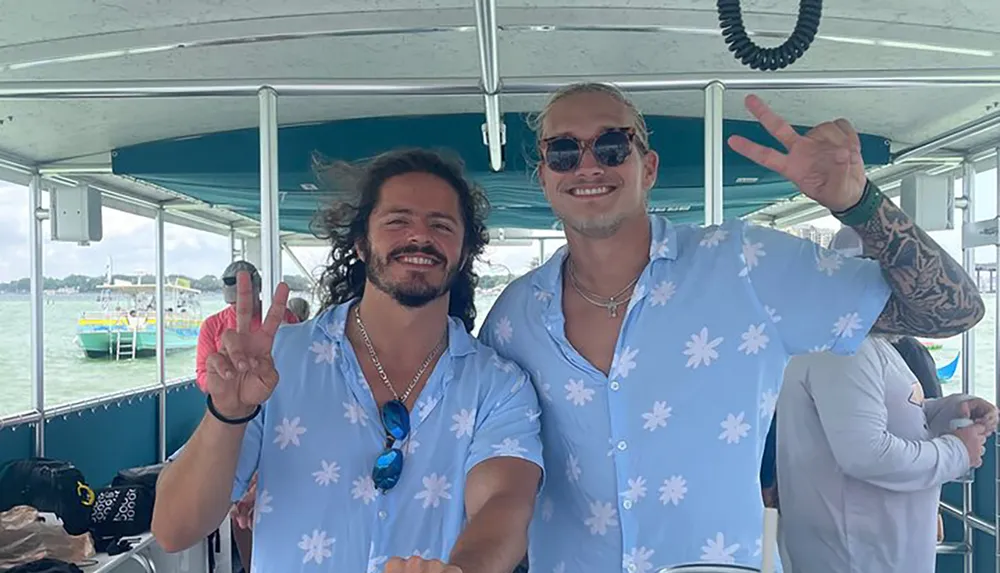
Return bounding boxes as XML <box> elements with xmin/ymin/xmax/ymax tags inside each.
<box><xmin>623</xmin><ymin>499</ymin><xmax>633</xmax><ymax>510</ymax></box>
<box><xmin>378</xmin><ymin>511</ymin><xmax>387</xmax><ymax>520</ymax></box>
<box><xmin>610</xmin><ymin>381</ymin><xmax>620</xmax><ymax>391</ymax></box>
<box><xmin>617</xmin><ymin>441</ymin><xmax>627</xmax><ymax>451</ymax></box>
<box><xmin>627</xmin><ymin>564</ymin><xmax>637</xmax><ymax>573</ymax></box>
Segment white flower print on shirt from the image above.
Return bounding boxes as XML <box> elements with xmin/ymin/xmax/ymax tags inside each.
<box><xmin>492</xmin><ymin>438</ymin><xmax>528</xmax><ymax>457</ymax></box>
<box><xmin>833</xmin><ymin>312</ymin><xmax>863</xmax><ymax>338</ymax></box>
<box><xmin>765</xmin><ymin>305</ymin><xmax>782</xmax><ymax>323</ymax></box>
<box><xmin>565</xmin><ymin>379</ymin><xmax>595</xmax><ymax>406</ymax></box>
<box><xmin>624</xmin><ymin>547</ymin><xmax>655</xmax><ymax>573</ymax></box>
<box><xmin>611</xmin><ymin>347</ymin><xmax>639</xmax><ymax>379</ymax></box>
<box><xmin>650</xmin><ymin>238</ymin><xmax>670</xmax><ymax>258</ymax></box>
<box><xmin>659</xmin><ymin>476</ymin><xmax>687</xmax><ymax>506</ymax></box>
<box><xmin>367</xmin><ymin>555</ymin><xmax>388</xmax><ymax>573</ymax></box>
<box><xmin>254</xmin><ymin>489</ymin><xmax>272</xmax><ymax>524</ymax></box>
<box><xmin>298</xmin><ymin>530</ymin><xmax>334</xmax><ymax>565</ymax></box>
<box><xmin>351</xmin><ymin>475</ymin><xmax>378</xmax><ymax>505</ymax></box>
<box><xmin>310</xmin><ymin>340</ymin><xmax>336</xmax><ymax>364</ymax></box>
<box><xmin>415</xmin><ymin>473</ymin><xmax>452</xmax><ymax>509</ymax></box>
<box><xmin>759</xmin><ymin>389</ymin><xmax>778</xmax><ymax>418</ymax></box>
<box><xmin>683</xmin><ymin>328</ymin><xmax>724</xmax><ymax>369</ymax></box>
<box><xmin>700</xmin><ymin>227</ymin><xmax>728</xmax><ymax>248</ymax></box>
<box><xmin>343</xmin><ymin>401</ymin><xmax>369</xmax><ymax>426</ymax></box>
<box><xmin>451</xmin><ymin>408</ymin><xmax>477</xmax><ymax>438</ymax></box>
<box><xmin>642</xmin><ymin>401</ymin><xmax>671</xmax><ymax>431</ymax></box>
<box><xmin>541</xmin><ymin>497</ymin><xmax>554</xmax><ymax>521</ymax></box>
<box><xmin>816</xmin><ymin>250</ymin><xmax>844</xmax><ymax>276</ymax></box>
<box><xmin>738</xmin><ymin>323</ymin><xmax>769</xmax><ymax>355</ymax></box>
<box><xmin>584</xmin><ymin>501</ymin><xmax>618</xmax><ymax>535</ymax></box>
<box><xmin>566</xmin><ymin>454</ymin><xmax>582</xmax><ymax>482</ymax></box>
<box><xmin>622</xmin><ymin>476</ymin><xmax>648</xmax><ymax>503</ymax></box>
<box><xmin>701</xmin><ymin>533</ymin><xmax>739</xmax><ymax>563</ymax></box>
<box><xmin>738</xmin><ymin>238</ymin><xmax>766</xmax><ymax>277</ymax></box>
<box><xmin>274</xmin><ymin>417</ymin><xmax>306</xmax><ymax>449</ymax></box>
<box><xmin>313</xmin><ymin>461</ymin><xmax>340</xmax><ymax>486</ymax></box>
<box><xmin>649</xmin><ymin>281</ymin><xmax>676</xmax><ymax>306</ymax></box>
<box><xmin>493</xmin><ymin>317</ymin><xmax>514</xmax><ymax>345</ymax></box>
<box><xmin>719</xmin><ymin>412</ymin><xmax>751</xmax><ymax>444</ymax></box>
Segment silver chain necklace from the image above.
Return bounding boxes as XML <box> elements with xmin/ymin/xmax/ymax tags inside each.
<box><xmin>353</xmin><ymin>305</ymin><xmax>446</xmax><ymax>405</ymax></box>
<box><xmin>566</xmin><ymin>259</ymin><xmax>641</xmax><ymax>319</ymax></box>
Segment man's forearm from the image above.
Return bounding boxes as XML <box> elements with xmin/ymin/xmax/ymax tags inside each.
<box><xmin>151</xmin><ymin>412</ymin><xmax>249</xmax><ymax>552</ymax></box>
<box><xmin>449</xmin><ymin>494</ymin><xmax>532</xmax><ymax>573</ymax></box>
<box><xmin>849</xmin><ymin>182</ymin><xmax>984</xmax><ymax>337</ymax></box>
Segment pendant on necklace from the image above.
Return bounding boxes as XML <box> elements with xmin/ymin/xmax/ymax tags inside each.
<box><xmin>608</xmin><ymin>299</ymin><xmax>621</xmax><ymax>318</ymax></box>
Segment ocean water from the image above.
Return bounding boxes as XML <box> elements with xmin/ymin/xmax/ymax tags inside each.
<box><xmin>0</xmin><ymin>292</ymin><xmax>995</xmax><ymax>418</ymax></box>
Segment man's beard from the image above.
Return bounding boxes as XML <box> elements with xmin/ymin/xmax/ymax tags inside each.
<box><xmin>363</xmin><ymin>242</ymin><xmax>461</xmax><ymax>308</ymax></box>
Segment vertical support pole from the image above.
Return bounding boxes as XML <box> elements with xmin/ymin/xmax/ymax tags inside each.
<box><xmin>704</xmin><ymin>81</ymin><xmax>725</xmax><ymax>226</ymax></box>
<box><xmin>538</xmin><ymin>238</ymin><xmax>545</xmax><ymax>266</ymax></box>
<box><xmin>28</xmin><ymin>172</ymin><xmax>45</xmax><ymax>456</ymax></box>
<box><xmin>960</xmin><ymin>160</ymin><xmax>976</xmax><ymax>573</ymax></box>
<box><xmin>994</xmin><ymin>147</ymin><xmax>1000</xmax><ymax>573</ymax></box>
<box><xmin>229</xmin><ymin>226</ymin><xmax>239</xmax><ymax>263</ymax></box>
<box><xmin>259</xmin><ymin>87</ymin><xmax>281</xmax><ymax>314</ymax></box>
<box><xmin>154</xmin><ymin>205</ymin><xmax>167</xmax><ymax>462</ymax></box>
<box><xmin>474</xmin><ymin>0</ymin><xmax>504</xmax><ymax>172</ymax></box>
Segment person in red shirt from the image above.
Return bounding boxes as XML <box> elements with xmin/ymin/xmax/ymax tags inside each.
<box><xmin>195</xmin><ymin>260</ymin><xmax>299</xmax><ymax>393</ymax></box>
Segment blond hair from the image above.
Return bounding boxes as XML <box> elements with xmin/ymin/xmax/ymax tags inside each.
<box><xmin>527</xmin><ymin>82</ymin><xmax>651</xmax><ymax>151</ymax></box>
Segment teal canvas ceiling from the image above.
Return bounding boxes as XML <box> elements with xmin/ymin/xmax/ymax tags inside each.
<box><xmin>111</xmin><ymin>113</ymin><xmax>891</xmax><ymax>234</ymax></box>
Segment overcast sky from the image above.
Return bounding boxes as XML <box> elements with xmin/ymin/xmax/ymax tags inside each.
<box><xmin>1</xmin><ymin>169</ymin><xmax>996</xmax><ymax>283</ymax></box>
<box><xmin>0</xmin><ymin>181</ymin><xmax>545</xmax><ymax>283</ymax></box>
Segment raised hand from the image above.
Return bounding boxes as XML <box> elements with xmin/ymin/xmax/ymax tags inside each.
<box><xmin>728</xmin><ymin>94</ymin><xmax>868</xmax><ymax>212</ymax></box>
<box><xmin>384</xmin><ymin>556</ymin><xmax>462</xmax><ymax>573</ymax></box>
<box><xmin>205</xmin><ymin>270</ymin><xmax>290</xmax><ymax>420</ymax></box>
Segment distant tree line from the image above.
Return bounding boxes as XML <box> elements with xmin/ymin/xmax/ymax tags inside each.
<box><xmin>1</xmin><ymin>271</ymin><xmax>517</xmax><ymax>294</ymax></box>
<box><xmin>0</xmin><ymin>273</ymin><xmax>313</xmax><ymax>294</ymax></box>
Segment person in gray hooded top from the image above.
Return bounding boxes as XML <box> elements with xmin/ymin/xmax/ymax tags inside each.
<box><xmin>774</xmin><ymin>226</ymin><xmax>999</xmax><ymax>573</ymax></box>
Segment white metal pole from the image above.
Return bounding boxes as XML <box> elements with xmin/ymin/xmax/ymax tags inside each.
<box><xmin>994</xmin><ymin>146</ymin><xmax>1000</xmax><ymax>573</ymax></box>
<box><xmin>961</xmin><ymin>160</ymin><xmax>977</xmax><ymax>573</ymax></box>
<box><xmin>704</xmin><ymin>81</ymin><xmax>724</xmax><ymax>225</ymax></box>
<box><xmin>28</xmin><ymin>172</ymin><xmax>45</xmax><ymax>456</ymax></box>
<box><xmin>259</xmin><ymin>87</ymin><xmax>281</xmax><ymax>312</ymax></box>
<box><xmin>154</xmin><ymin>205</ymin><xmax>167</xmax><ymax>462</ymax></box>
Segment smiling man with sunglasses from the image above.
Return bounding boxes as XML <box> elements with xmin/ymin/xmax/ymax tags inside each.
<box><xmin>479</xmin><ymin>83</ymin><xmax>983</xmax><ymax>572</ymax></box>
<box><xmin>153</xmin><ymin>149</ymin><xmax>544</xmax><ymax>573</ymax></box>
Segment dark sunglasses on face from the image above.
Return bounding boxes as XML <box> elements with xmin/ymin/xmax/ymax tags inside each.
<box><xmin>371</xmin><ymin>398</ymin><xmax>410</xmax><ymax>492</ymax></box>
<box><xmin>541</xmin><ymin>127</ymin><xmax>639</xmax><ymax>173</ymax></box>
<box><xmin>222</xmin><ymin>271</ymin><xmax>258</xmax><ymax>286</ymax></box>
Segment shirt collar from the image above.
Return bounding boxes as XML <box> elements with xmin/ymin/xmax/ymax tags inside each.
<box><xmin>316</xmin><ymin>299</ymin><xmax>476</xmax><ymax>357</ymax></box>
<box><xmin>530</xmin><ymin>214</ymin><xmax>678</xmax><ymax>296</ymax></box>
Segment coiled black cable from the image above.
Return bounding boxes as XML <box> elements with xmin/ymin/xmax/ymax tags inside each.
<box><xmin>717</xmin><ymin>0</ymin><xmax>822</xmax><ymax>71</ymax></box>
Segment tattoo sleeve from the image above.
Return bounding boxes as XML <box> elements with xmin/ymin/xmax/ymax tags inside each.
<box><xmin>852</xmin><ymin>191</ymin><xmax>984</xmax><ymax>338</ymax></box>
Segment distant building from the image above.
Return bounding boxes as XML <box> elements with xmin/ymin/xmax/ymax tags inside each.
<box><xmin>786</xmin><ymin>224</ymin><xmax>837</xmax><ymax>248</ymax></box>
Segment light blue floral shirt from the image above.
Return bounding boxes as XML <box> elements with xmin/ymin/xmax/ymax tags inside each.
<box><xmin>230</xmin><ymin>301</ymin><xmax>544</xmax><ymax>572</ymax></box>
<box><xmin>479</xmin><ymin>215</ymin><xmax>891</xmax><ymax>573</ymax></box>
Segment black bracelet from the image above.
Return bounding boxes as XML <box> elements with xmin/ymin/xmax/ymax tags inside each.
<box><xmin>207</xmin><ymin>395</ymin><xmax>261</xmax><ymax>425</ymax></box>
<box><xmin>832</xmin><ymin>179</ymin><xmax>882</xmax><ymax>226</ymax></box>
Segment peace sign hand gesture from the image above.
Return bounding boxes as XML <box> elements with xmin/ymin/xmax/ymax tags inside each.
<box><xmin>205</xmin><ymin>270</ymin><xmax>290</xmax><ymax>420</ymax></box>
<box><xmin>728</xmin><ymin>94</ymin><xmax>868</xmax><ymax>213</ymax></box>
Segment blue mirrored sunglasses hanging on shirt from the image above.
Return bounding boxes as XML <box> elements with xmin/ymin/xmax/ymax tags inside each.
<box><xmin>353</xmin><ymin>305</ymin><xmax>446</xmax><ymax>492</ymax></box>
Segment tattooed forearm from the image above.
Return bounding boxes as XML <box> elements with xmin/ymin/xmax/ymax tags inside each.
<box><xmin>853</xmin><ymin>192</ymin><xmax>984</xmax><ymax>338</ymax></box>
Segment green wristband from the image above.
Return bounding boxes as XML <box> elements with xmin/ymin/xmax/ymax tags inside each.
<box><xmin>832</xmin><ymin>180</ymin><xmax>882</xmax><ymax>226</ymax></box>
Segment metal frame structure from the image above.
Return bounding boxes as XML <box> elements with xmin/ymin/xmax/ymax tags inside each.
<box><xmin>3</xmin><ymin>4</ymin><xmax>1000</xmax><ymax>570</ymax></box>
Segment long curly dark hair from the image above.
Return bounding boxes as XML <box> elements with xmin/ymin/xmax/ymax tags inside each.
<box><xmin>310</xmin><ymin>148</ymin><xmax>491</xmax><ymax>332</ymax></box>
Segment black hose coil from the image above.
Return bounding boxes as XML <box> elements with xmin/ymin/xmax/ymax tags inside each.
<box><xmin>717</xmin><ymin>0</ymin><xmax>823</xmax><ymax>71</ymax></box>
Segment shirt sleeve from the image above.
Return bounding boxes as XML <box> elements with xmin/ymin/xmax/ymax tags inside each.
<box><xmin>739</xmin><ymin>222</ymin><xmax>892</xmax><ymax>356</ymax></box>
<box><xmin>230</xmin><ymin>406</ymin><xmax>264</xmax><ymax>503</ymax></box>
<box><xmin>804</xmin><ymin>341</ymin><xmax>970</xmax><ymax>491</ymax></box>
<box><xmin>465</xmin><ymin>356</ymin><xmax>545</xmax><ymax>487</ymax></box>
<box><xmin>195</xmin><ymin>315</ymin><xmax>218</xmax><ymax>393</ymax></box>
